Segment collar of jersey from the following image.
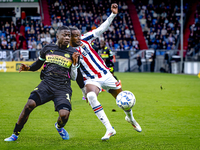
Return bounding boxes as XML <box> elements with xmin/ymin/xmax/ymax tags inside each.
<box><xmin>56</xmin><ymin>42</ymin><xmax>69</xmax><ymax>48</ymax></box>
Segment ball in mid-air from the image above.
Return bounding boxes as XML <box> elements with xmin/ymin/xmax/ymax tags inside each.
<box><xmin>116</xmin><ymin>91</ymin><xmax>136</xmax><ymax>111</ymax></box>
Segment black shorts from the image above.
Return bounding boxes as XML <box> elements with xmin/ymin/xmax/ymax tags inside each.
<box><xmin>109</xmin><ymin>66</ymin><xmax>114</xmax><ymax>73</ymax></box>
<box><xmin>29</xmin><ymin>80</ymin><xmax>72</xmax><ymax>111</ymax></box>
<box><xmin>106</xmin><ymin>62</ymin><xmax>114</xmax><ymax>73</ymax></box>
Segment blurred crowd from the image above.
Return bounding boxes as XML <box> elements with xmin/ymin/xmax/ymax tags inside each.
<box><xmin>0</xmin><ymin>0</ymin><xmax>138</xmax><ymax>52</ymax></box>
<box><xmin>187</xmin><ymin>3</ymin><xmax>200</xmax><ymax>56</ymax></box>
<box><xmin>0</xmin><ymin>20</ymin><xmax>20</xmax><ymax>51</ymax></box>
<box><xmin>135</xmin><ymin>0</ymin><xmax>188</xmax><ymax>50</ymax></box>
<box><xmin>0</xmin><ymin>18</ymin><xmax>48</xmax><ymax>51</ymax></box>
<box><xmin>48</xmin><ymin>0</ymin><xmax>138</xmax><ymax>51</ymax></box>
<box><xmin>0</xmin><ymin>0</ymin><xmax>199</xmax><ymax>56</ymax></box>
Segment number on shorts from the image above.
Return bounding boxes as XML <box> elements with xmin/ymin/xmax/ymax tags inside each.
<box><xmin>66</xmin><ymin>94</ymin><xmax>70</xmax><ymax>102</ymax></box>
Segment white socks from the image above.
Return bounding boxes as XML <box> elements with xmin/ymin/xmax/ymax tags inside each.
<box><xmin>124</xmin><ymin>109</ymin><xmax>135</xmax><ymax>122</ymax></box>
<box><xmin>87</xmin><ymin>92</ymin><xmax>113</xmax><ymax>130</ymax></box>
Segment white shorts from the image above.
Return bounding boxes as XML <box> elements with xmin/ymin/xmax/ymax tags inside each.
<box><xmin>84</xmin><ymin>72</ymin><xmax>121</xmax><ymax>92</ymax></box>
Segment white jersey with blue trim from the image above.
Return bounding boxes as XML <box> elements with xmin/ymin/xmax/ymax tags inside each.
<box><xmin>76</xmin><ymin>13</ymin><xmax>117</xmax><ymax>80</ymax></box>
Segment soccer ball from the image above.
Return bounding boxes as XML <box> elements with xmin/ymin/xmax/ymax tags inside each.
<box><xmin>116</xmin><ymin>91</ymin><xmax>136</xmax><ymax>111</ymax></box>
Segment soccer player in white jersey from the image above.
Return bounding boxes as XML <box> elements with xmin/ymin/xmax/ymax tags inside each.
<box><xmin>70</xmin><ymin>3</ymin><xmax>142</xmax><ymax>141</ymax></box>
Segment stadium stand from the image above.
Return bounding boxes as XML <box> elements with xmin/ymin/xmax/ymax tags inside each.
<box><xmin>133</xmin><ymin>0</ymin><xmax>189</xmax><ymax>51</ymax></box>
<box><xmin>47</xmin><ymin>0</ymin><xmax>138</xmax><ymax>51</ymax></box>
<box><xmin>0</xmin><ymin>3</ymin><xmax>41</xmax><ymax>52</ymax></box>
<box><xmin>126</xmin><ymin>0</ymin><xmax>148</xmax><ymax>50</ymax></box>
<box><xmin>0</xmin><ymin>19</ymin><xmax>19</xmax><ymax>51</ymax></box>
<box><xmin>0</xmin><ymin>0</ymin><xmax>199</xmax><ymax>58</ymax></box>
<box><xmin>0</xmin><ymin>0</ymin><xmax>200</xmax><ymax>74</ymax></box>
<box><xmin>186</xmin><ymin>2</ymin><xmax>200</xmax><ymax>58</ymax></box>
<box><xmin>41</xmin><ymin>0</ymin><xmax>51</xmax><ymax>26</ymax></box>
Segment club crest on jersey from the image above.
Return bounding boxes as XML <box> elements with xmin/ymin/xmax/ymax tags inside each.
<box><xmin>64</xmin><ymin>53</ymin><xmax>70</xmax><ymax>58</ymax></box>
<box><xmin>82</xmin><ymin>51</ymin><xmax>87</xmax><ymax>56</ymax></box>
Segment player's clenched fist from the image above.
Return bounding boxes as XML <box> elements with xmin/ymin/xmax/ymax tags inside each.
<box><xmin>111</xmin><ymin>3</ymin><xmax>118</xmax><ymax>14</ymax></box>
<box><xmin>19</xmin><ymin>63</ymin><xmax>30</xmax><ymax>73</ymax></box>
<box><xmin>72</xmin><ymin>52</ymin><xmax>80</xmax><ymax>65</ymax></box>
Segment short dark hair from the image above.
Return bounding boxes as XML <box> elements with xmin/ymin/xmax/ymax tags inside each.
<box><xmin>57</xmin><ymin>26</ymin><xmax>70</xmax><ymax>34</ymax></box>
<box><xmin>69</xmin><ymin>26</ymin><xmax>79</xmax><ymax>31</ymax></box>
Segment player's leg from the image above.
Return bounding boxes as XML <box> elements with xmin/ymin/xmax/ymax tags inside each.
<box><xmin>55</xmin><ymin>106</ymin><xmax>70</xmax><ymax>140</ymax></box>
<box><xmin>4</xmin><ymin>93</ymin><xmax>39</xmax><ymax>141</ymax></box>
<box><xmin>4</xmin><ymin>81</ymin><xmax>53</xmax><ymax>141</ymax></box>
<box><xmin>109</xmin><ymin>88</ymin><xmax>142</xmax><ymax>132</ymax></box>
<box><xmin>76</xmin><ymin>68</ymin><xmax>86</xmax><ymax>100</ymax></box>
<box><xmin>110</xmin><ymin>66</ymin><xmax>121</xmax><ymax>87</ymax></box>
<box><xmin>85</xmin><ymin>83</ymin><xmax>116</xmax><ymax>141</ymax></box>
<box><xmin>81</xmin><ymin>87</ymin><xmax>86</xmax><ymax>100</ymax></box>
<box><xmin>54</xmin><ymin>89</ymin><xmax>72</xmax><ymax>140</ymax></box>
<box><xmin>57</xmin><ymin>109</ymin><xmax>70</xmax><ymax>127</ymax></box>
<box><xmin>104</xmin><ymin>73</ymin><xmax>141</xmax><ymax>132</ymax></box>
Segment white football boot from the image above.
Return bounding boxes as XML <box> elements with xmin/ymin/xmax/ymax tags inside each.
<box><xmin>101</xmin><ymin>128</ymin><xmax>116</xmax><ymax>141</ymax></box>
<box><xmin>125</xmin><ymin>116</ymin><xmax>142</xmax><ymax>132</ymax></box>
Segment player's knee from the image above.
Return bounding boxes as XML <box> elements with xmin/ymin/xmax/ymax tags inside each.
<box><xmin>25</xmin><ymin>99</ymin><xmax>37</xmax><ymax>112</ymax></box>
<box><xmin>29</xmin><ymin>92</ymin><xmax>41</xmax><ymax>106</ymax></box>
<box><xmin>87</xmin><ymin>92</ymin><xmax>97</xmax><ymax>103</ymax></box>
<box><xmin>59</xmin><ymin>109</ymin><xmax>69</xmax><ymax>120</ymax></box>
<box><xmin>110</xmin><ymin>88</ymin><xmax>123</xmax><ymax>99</ymax></box>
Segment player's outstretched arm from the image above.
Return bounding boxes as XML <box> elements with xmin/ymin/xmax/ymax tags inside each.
<box><xmin>76</xmin><ymin>68</ymin><xmax>85</xmax><ymax>89</ymax></box>
<box><xmin>92</xmin><ymin>3</ymin><xmax>118</xmax><ymax>37</ymax></box>
<box><xmin>19</xmin><ymin>59</ymin><xmax>45</xmax><ymax>73</ymax></box>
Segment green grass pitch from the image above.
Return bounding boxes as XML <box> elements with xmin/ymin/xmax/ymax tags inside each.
<box><xmin>0</xmin><ymin>72</ymin><xmax>200</xmax><ymax>150</ymax></box>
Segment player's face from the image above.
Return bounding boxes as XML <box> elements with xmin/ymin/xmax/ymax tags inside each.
<box><xmin>57</xmin><ymin>30</ymin><xmax>71</xmax><ymax>46</ymax></box>
<box><xmin>71</xmin><ymin>30</ymin><xmax>81</xmax><ymax>47</ymax></box>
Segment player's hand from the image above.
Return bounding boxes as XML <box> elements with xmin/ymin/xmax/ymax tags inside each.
<box><xmin>111</xmin><ymin>3</ymin><xmax>118</xmax><ymax>14</ymax></box>
<box><xmin>19</xmin><ymin>63</ymin><xmax>30</xmax><ymax>73</ymax></box>
<box><xmin>72</xmin><ymin>52</ymin><xmax>80</xmax><ymax>65</ymax></box>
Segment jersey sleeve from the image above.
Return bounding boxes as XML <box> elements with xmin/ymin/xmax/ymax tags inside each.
<box><xmin>81</xmin><ymin>30</ymin><xmax>95</xmax><ymax>42</ymax></box>
<box><xmin>39</xmin><ymin>45</ymin><xmax>47</xmax><ymax>61</ymax></box>
<box><xmin>76</xmin><ymin>68</ymin><xmax>85</xmax><ymax>89</ymax></box>
<box><xmin>70</xmin><ymin>64</ymin><xmax>78</xmax><ymax>81</ymax></box>
<box><xmin>81</xmin><ymin>12</ymin><xmax>116</xmax><ymax>43</ymax></box>
<box><xmin>92</xmin><ymin>13</ymin><xmax>116</xmax><ymax>37</ymax></box>
<box><xmin>29</xmin><ymin>58</ymin><xmax>44</xmax><ymax>71</ymax></box>
<box><xmin>70</xmin><ymin>55</ymin><xmax>80</xmax><ymax>81</ymax></box>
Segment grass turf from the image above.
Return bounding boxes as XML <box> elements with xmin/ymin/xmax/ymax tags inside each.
<box><xmin>0</xmin><ymin>72</ymin><xmax>200</xmax><ymax>150</ymax></box>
